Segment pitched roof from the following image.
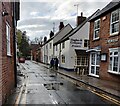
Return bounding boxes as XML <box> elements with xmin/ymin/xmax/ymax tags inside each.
<box><xmin>90</xmin><ymin>1</ymin><xmax>120</xmax><ymax>21</ymax></box>
<box><xmin>53</xmin><ymin>24</ymin><xmax>73</xmax><ymax>45</ymax></box>
<box><xmin>42</xmin><ymin>35</ymin><xmax>54</xmax><ymax>46</ymax></box>
<box><xmin>42</xmin><ymin>23</ymin><xmax>72</xmax><ymax>46</ymax></box>
<box><xmin>55</xmin><ymin>9</ymin><xmax>100</xmax><ymax>44</ymax></box>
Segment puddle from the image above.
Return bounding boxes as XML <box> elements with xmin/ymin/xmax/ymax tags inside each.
<box><xmin>49</xmin><ymin>74</ymin><xmax>56</xmax><ymax>77</ymax></box>
<box><xmin>27</xmin><ymin>72</ymin><xmax>35</xmax><ymax>73</ymax></box>
<box><xmin>44</xmin><ymin>83</ymin><xmax>60</xmax><ymax>90</ymax></box>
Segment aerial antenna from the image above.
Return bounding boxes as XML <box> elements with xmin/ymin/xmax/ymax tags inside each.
<box><xmin>74</xmin><ymin>4</ymin><xmax>79</xmax><ymax>16</ymax></box>
<box><xmin>53</xmin><ymin>22</ymin><xmax>55</xmax><ymax>33</ymax></box>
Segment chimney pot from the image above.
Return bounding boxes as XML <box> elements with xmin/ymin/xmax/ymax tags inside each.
<box><xmin>81</xmin><ymin>12</ymin><xmax>83</xmax><ymax>17</ymax></box>
<box><xmin>59</xmin><ymin>22</ymin><xmax>64</xmax><ymax>31</ymax></box>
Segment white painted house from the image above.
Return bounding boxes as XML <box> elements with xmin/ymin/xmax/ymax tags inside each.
<box><xmin>42</xmin><ymin>35</ymin><xmax>54</xmax><ymax>64</ymax></box>
<box><xmin>53</xmin><ymin>13</ymin><xmax>98</xmax><ymax>73</ymax></box>
<box><xmin>53</xmin><ymin>24</ymin><xmax>73</xmax><ymax>65</ymax></box>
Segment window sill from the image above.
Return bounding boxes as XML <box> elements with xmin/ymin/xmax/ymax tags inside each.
<box><xmin>92</xmin><ymin>38</ymin><xmax>100</xmax><ymax>41</ymax></box>
<box><xmin>108</xmin><ymin>70</ymin><xmax>120</xmax><ymax>75</ymax></box>
<box><xmin>7</xmin><ymin>54</ymin><xmax>12</xmax><ymax>57</ymax></box>
<box><xmin>89</xmin><ymin>74</ymin><xmax>99</xmax><ymax>78</ymax></box>
<box><xmin>109</xmin><ymin>32</ymin><xmax>119</xmax><ymax>37</ymax></box>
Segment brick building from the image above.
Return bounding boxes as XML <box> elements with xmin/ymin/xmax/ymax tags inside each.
<box><xmin>30</xmin><ymin>44</ymin><xmax>40</xmax><ymax>61</ymax></box>
<box><xmin>87</xmin><ymin>1</ymin><xmax>120</xmax><ymax>82</ymax></box>
<box><xmin>0</xmin><ymin>2</ymin><xmax>20</xmax><ymax>105</ymax></box>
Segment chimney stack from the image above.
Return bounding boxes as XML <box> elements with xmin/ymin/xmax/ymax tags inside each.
<box><xmin>50</xmin><ymin>31</ymin><xmax>54</xmax><ymax>38</ymax></box>
<box><xmin>77</xmin><ymin>12</ymin><xmax>86</xmax><ymax>26</ymax></box>
<box><xmin>59</xmin><ymin>22</ymin><xmax>64</xmax><ymax>31</ymax></box>
<box><xmin>44</xmin><ymin>36</ymin><xmax>47</xmax><ymax>43</ymax></box>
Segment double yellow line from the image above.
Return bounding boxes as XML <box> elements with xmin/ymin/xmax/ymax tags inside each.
<box><xmin>67</xmin><ymin>77</ymin><xmax>120</xmax><ymax>106</ymax></box>
<box><xmin>84</xmin><ymin>84</ymin><xmax>120</xmax><ymax>105</ymax></box>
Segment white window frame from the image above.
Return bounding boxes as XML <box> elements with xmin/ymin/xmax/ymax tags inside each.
<box><xmin>62</xmin><ymin>42</ymin><xmax>65</xmax><ymax>49</ymax></box>
<box><xmin>110</xmin><ymin>8</ymin><xmax>120</xmax><ymax>36</ymax></box>
<box><xmin>108</xmin><ymin>48</ymin><xmax>120</xmax><ymax>75</ymax></box>
<box><xmin>84</xmin><ymin>39</ymin><xmax>89</xmax><ymax>47</ymax></box>
<box><xmin>62</xmin><ymin>55</ymin><xmax>65</xmax><ymax>63</ymax></box>
<box><xmin>6</xmin><ymin>22</ymin><xmax>11</xmax><ymax>56</ymax></box>
<box><xmin>93</xmin><ymin>19</ymin><xmax>100</xmax><ymax>40</ymax></box>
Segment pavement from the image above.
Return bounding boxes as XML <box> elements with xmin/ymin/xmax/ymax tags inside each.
<box><xmin>4</xmin><ymin>60</ymin><xmax>120</xmax><ymax>105</ymax></box>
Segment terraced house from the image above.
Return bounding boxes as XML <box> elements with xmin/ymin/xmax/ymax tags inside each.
<box><xmin>87</xmin><ymin>1</ymin><xmax>120</xmax><ymax>82</ymax></box>
<box><xmin>0</xmin><ymin>1</ymin><xmax>20</xmax><ymax>105</ymax></box>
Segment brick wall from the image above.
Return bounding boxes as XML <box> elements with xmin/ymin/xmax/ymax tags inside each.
<box><xmin>89</xmin><ymin>11</ymin><xmax>120</xmax><ymax>82</ymax></box>
<box><xmin>1</xmin><ymin>2</ymin><xmax>15</xmax><ymax>104</ymax></box>
<box><xmin>0</xmin><ymin>2</ymin><xmax>2</xmax><ymax>105</ymax></box>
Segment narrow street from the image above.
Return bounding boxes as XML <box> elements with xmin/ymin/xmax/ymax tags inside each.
<box><xmin>16</xmin><ymin>61</ymin><xmax>114</xmax><ymax>105</ymax></box>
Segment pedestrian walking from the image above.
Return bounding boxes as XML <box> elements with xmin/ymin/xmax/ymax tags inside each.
<box><xmin>54</xmin><ymin>57</ymin><xmax>59</xmax><ymax>70</ymax></box>
<box><xmin>50</xmin><ymin>58</ymin><xmax>54</xmax><ymax>69</ymax></box>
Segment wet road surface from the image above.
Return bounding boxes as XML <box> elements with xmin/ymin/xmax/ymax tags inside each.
<box><xmin>17</xmin><ymin>61</ymin><xmax>114</xmax><ymax>105</ymax></box>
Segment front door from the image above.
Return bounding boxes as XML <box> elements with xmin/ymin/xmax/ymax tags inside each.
<box><xmin>89</xmin><ymin>52</ymin><xmax>100</xmax><ymax>77</ymax></box>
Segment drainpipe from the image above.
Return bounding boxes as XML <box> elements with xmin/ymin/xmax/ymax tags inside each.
<box><xmin>118</xmin><ymin>9</ymin><xmax>120</xmax><ymax>72</ymax></box>
<box><xmin>13</xmin><ymin>2</ymin><xmax>17</xmax><ymax>87</ymax></box>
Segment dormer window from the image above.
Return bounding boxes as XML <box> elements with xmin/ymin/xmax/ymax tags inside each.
<box><xmin>94</xmin><ymin>19</ymin><xmax>100</xmax><ymax>40</ymax></box>
<box><xmin>110</xmin><ymin>8</ymin><xmax>119</xmax><ymax>35</ymax></box>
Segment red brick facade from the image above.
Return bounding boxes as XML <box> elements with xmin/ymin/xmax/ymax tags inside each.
<box><xmin>0</xmin><ymin>3</ymin><xmax>2</xmax><ymax>105</ymax></box>
<box><xmin>89</xmin><ymin>8</ymin><xmax>120</xmax><ymax>82</ymax></box>
<box><xmin>0</xmin><ymin>2</ymin><xmax>18</xmax><ymax>104</ymax></box>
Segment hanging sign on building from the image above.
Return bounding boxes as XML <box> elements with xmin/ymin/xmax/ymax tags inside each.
<box><xmin>70</xmin><ymin>38</ymin><xmax>82</xmax><ymax>47</ymax></box>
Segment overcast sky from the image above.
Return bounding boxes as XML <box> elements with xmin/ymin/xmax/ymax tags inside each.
<box><xmin>17</xmin><ymin>0</ymin><xmax>112</xmax><ymax>41</ymax></box>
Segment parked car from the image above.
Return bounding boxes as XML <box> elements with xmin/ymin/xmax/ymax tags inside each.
<box><xmin>19</xmin><ymin>57</ymin><xmax>25</xmax><ymax>63</ymax></box>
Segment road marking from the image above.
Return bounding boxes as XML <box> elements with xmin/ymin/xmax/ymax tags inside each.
<box><xmin>90</xmin><ymin>90</ymin><xmax>120</xmax><ymax>105</ymax></box>
<box><xmin>14</xmin><ymin>75</ymin><xmax>28</xmax><ymax>106</ymax></box>
<box><xmin>60</xmin><ymin>74</ymin><xmax>120</xmax><ymax>105</ymax></box>
<box><xmin>14</xmin><ymin>82</ymin><xmax>25</xmax><ymax>105</ymax></box>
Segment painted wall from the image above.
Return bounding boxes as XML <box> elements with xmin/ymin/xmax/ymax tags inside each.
<box><xmin>60</xmin><ymin>40</ymin><xmax>76</xmax><ymax>70</ymax></box>
<box><xmin>59</xmin><ymin>22</ymin><xmax>90</xmax><ymax>70</ymax></box>
<box><xmin>69</xmin><ymin>22</ymin><xmax>89</xmax><ymax>50</ymax></box>
<box><xmin>47</xmin><ymin>40</ymin><xmax>54</xmax><ymax>64</ymax></box>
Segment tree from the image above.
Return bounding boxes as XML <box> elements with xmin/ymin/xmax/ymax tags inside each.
<box><xmin>17</xmin><ymin>30</ymin><xmax>31</xmax><ymax>58</ymax></box>
<box><xmin>31</xmin><ymin>36</ymin><xmax>43</xmax><ymax>45</ymax></box>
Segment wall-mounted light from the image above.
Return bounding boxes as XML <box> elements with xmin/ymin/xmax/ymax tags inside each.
<box><xmin>2</xmin><ymin>10</ymin><xmax>9</xmax><ymax>17</ymax></box>
<box><xmin>100</xmin><ymin>53</ymin><xmax>107</xmax><ymax>62</ymax></box>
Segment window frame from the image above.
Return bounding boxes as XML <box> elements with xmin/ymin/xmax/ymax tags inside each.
<box><xmin>62</xmin><ymin>42</ymin><xmax>65</xmax><ymax>49</ymax></box>
<box><xmin>6</xmin><ymin>22</ymin><xmax>11</xmax><ymax>56</ymax></box>
<box><xmin>84</xmin><ymin>39</ymin><xmax>89</xmax><ymax>47</ymax></box>
<box><xmin>93</xmin><ymin>19</ymin><xmax>100</xmax><ymax>40</ymax></box>
<box><xmin>108</xmin><ymin>48</ymin><xmax>120</xmax><ymax>75</ymax></box>
<box><xmin>61</xmin><ymin>55</ymin><xmax>65</xmax><ymax>63</ymax></box>
<box><xmin>110</xmin><ymin>8</ymin><xmax>120</xmax><ymax>36</ymax></box>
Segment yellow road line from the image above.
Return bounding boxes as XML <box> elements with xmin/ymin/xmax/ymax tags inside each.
<box><xmin>66</xmin><ymin>77</ymin><xmax>120</xmax><ymax>106</ymax></box>
<box><xmin>14</xmin><ymin>82</ymin><xmax>25</xmax><ymax>106</ymax></box>
<box><xmin>86</xmin><ymin>86</ymin><xmax>120</xmax><ymax>105</ymax></box>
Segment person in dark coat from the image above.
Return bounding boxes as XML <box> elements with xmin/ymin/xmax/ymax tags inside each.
<box><xmin>54</xmin><ymin>57</ymin><xmax>59</xmax><ymax>70</ymax></box>
<box><xmin>50</xmin><ymin>58</ymin><xmax>54</xmax><ymax>69</ymax></box>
